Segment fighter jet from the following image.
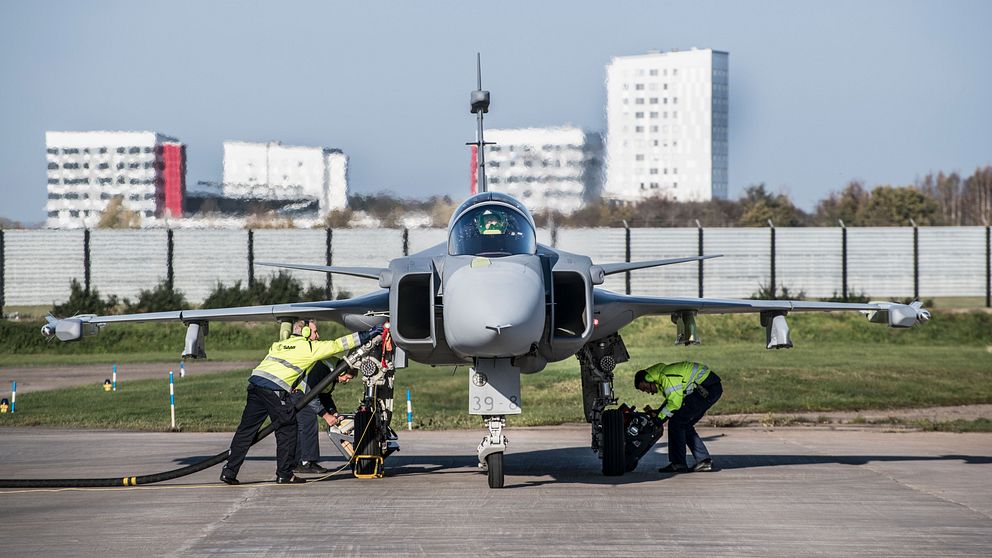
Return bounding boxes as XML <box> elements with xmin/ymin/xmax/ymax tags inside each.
<box><xmin>41</xmin><ymin>58</ymin><xmax>930</xmax><ymax>488</ymax></box>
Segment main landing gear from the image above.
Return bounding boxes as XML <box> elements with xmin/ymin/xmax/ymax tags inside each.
<box><xmin>578</xmin><ymin>334</ymin><xmax>630</xmax><ymax>476</ymax></box>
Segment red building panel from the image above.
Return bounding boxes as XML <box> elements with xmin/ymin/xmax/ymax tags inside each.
<box><xmin>160</xmin><ymin>143</ymin><xmax>186</xmax><ymax>218</ymax></box>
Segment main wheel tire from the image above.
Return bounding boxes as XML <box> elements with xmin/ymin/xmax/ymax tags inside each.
<box><xmin>353</xmin><ymin>408</ymin><xmax>381</xmax><ymax>477</ymax></box>
<box><xmin>487</xmin><ymin>452</ymin><xmax>504</xmax><ymax>489</ymax></box>
<box><xmin>601</xmin><ymin>409</ymin><xmax>626</xmax><ymax>476</ymax></box>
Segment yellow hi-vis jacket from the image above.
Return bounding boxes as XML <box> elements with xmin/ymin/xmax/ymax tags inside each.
<box><xmin>643</xmin><ymin>361</ymin><xmax>713</xmax><ymax>419</ymax></box>
<box><xmin>249</xmin><ymin>332</ymin><xmax>361</xmax><ymax>393</ymax></box>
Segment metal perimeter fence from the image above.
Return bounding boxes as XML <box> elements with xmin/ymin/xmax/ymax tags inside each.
<box><xmin>0</xmin><ymin>225</ymin><xmax>989</xmax><ymax>308</ymax></box>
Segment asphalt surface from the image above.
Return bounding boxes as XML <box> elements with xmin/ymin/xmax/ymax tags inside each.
<box><xmin>0</xmin><ymin>425</ymin><xmax>989</xmax><ymax>557</ymax></box>
<box><xmin>0</xmin><ymin>361</ymin><xmax>255</xmax><ymax>394</ymax></box>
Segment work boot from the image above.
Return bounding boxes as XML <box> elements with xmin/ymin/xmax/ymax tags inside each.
<box><xmin>276</xmin><ymin>475</ymin><xmax>306</xmax><ymax>484</ymax></box>
<box><xmin>658</xmin><ymin>463</ymin><xmax>688</xmax><ymax>474</ymax></box>
<box><xmin>692</xmin><ymin>458</ymin><xmax>713</xmax><ymax>472</ymax></box>
<box><xmin>219</xmin><ymin>470</ymin><xmax>239</xmax><ymax>485</ymax></box>
<box><xmin>294</xmin><ymin>461</ymin><xmax>331</xmax><ymax>474</ymax></box>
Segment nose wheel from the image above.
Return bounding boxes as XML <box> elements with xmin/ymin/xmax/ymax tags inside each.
<box><xmin>478</xmin><ymin>416</ymin><xmax>507</xmax><ymax>489</ymax></box>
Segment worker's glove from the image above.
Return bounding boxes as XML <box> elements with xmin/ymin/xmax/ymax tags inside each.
<box><xmin>358</xmin><ymin>324</ymin><xmax>384</xmax><ymax>345</ymax></box>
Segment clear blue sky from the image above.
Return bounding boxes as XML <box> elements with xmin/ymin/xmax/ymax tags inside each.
<box><xmin>2</xmin><ymin>0</ymin><xmax>990</xmax><ymax>223</ymax></box>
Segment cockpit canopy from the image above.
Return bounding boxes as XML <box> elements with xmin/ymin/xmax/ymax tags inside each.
<box><xmin>448</xmin><ymin>194</ymin><xmax>537</xmax><ymax>257</ymax></box>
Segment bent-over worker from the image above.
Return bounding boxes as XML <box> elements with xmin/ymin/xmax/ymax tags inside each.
<box><xmin>220</xmin><ymin>319</ymin><xmax>381</xmax><ymax>485</ymax></box>
<box><xmin>634</xmin><ymin>361</ymin><xmax>723</xmax><ymax>473</ymax></box>
<box><xmin>293</xmin><ymin>358</ymin><xmax>356</xmax><ymax>474</ymax></box>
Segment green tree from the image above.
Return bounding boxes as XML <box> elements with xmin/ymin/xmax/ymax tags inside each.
<box><xmin>815</xmin><ymin>180</ymin><xmax>869</xmax><ymax>225</ymax></box>
<box><xmin>123</xmin><ymin>281</ymin><xmax>188</xmax><ymax>313</ymax></box>
<box><xmin>737</xmin><ymin>184</ymin><xmax>807</xmax><ymax>227</ymax></box>
<box><xmin>51</xmin><ymin>279</ymin><xmax>118</xmax><ymax>316</ymax></box>
<box><xmin>861</xmin><ymin>185</ymin><xmax>941</xmax><ymax>226</ymax></box>
<box><xmin>97</xmin><ymin>195</ymin><xmax>142</xmax><ymax>228</ymax></box>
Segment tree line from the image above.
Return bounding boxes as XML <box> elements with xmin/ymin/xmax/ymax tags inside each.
<box><xmin>547</xmin><ymin>166</ymin><xmax>992</xmax><ymax>228</ymax></box>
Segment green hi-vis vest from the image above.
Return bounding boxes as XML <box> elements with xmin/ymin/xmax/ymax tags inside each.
<box><xmin>250</xmin><ymin>332</ymin><xmax>360</xmax><ymax>392</ymax></box>
<box><xmin>643</xmin><ymin>361</ymin><xmax>713</xmax><ymax>418</ymax></box>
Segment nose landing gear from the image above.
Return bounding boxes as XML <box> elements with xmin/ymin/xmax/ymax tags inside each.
<box><xmin>477</xmin><ymin>415</ymin><xmax>507</xmax><ymax>488</ymax></box>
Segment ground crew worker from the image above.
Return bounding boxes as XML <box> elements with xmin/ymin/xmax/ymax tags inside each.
<box><xmin>219</xmin><ymin>319</ymin><xmax>382</xmax><ymax>485</ymax></box>
<box><xmin>274</xmin><ymin>322</ymin><xmax>355</xmax><ymax>474</ymax></box>
<box><xmin>292</xmin><ymin>359</ymin><xmax>356</xmax><ymax>474</ymax></box>
<box><xmin>634</xmin><ymin>361</ymin><xmax>723</xmax><ymax>473</ymax></box>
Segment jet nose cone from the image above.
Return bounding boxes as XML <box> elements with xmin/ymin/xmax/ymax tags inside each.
<box><xmin>443</xmin><ymin>260</ymin><xmax>545</xmax><ymax>358</ymax></box>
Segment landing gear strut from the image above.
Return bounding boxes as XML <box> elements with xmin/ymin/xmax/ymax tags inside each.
<box><xmin>478</xmin><ymin>415</ymin><xmax>507</xmax><ymax>488</ymax></box>
<box><xmin>578</xmin><ymin>334</ymin><xmax>630</xmax><ymax>476</ymax></box>
<box><xmin>352</xmin><ymin>329</ymin><xmax>399</xmax><ymax>479</ymax></box>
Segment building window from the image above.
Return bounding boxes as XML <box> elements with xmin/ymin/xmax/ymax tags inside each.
<box><xmin>650</xmin><ymin>168</ymin><xmax>658</xmax><ymax>175</ymax></box>
<box><xmin>47</xmin><ymin>211</ymin><xmax>58</xmax><ymax>218</ymax></box>
<box><xmin>635</xmin><ymin>154</ymin><xmax>644</xmax><ymax>161</ymax></box>
<box><xmin>46</xmin><ymin>148</ymin><xmax>58</xmax><ymax>155</ymax></box>
<box><xmin>129</xmin><ymin>147</ymin><xmax>140</xmax><ymax>154</ymax></box>
<box><xmin>663</xmin><ymin>84</ymin><xmax>668</xmax><ymax>90</ymax></box>
<box><xmin>673</xmin><ymin>97</ymin><xmax>678</xmax><ymax>104</ymax></box>
<box><xmin>48</xmin><ymin>162</ymin><xmax>59</xmax><ymax>170</ymax></box>
<box><xmin>143</xmin><ymin>147</ymin><xmax>153</xmax><ymax>153</ymax></box>
<box><xmin>635</xmin><ymin>98</ymin><xmax>644</xmax><ymax>105</ymax></box>
<box><xmin>634</xmin><ymin>83</ymin><xmax>644</xmax><ymax>90</ymax></box>
<box><xmin>649</xmin><ymin>69</ymin><xmax>658</xmax><ymax>76</ymax></box>
<box><xmin>650</xmin><ymin>112</ymin><xmax>658</xmax><ymax>118</ymax></box>
<box><xmin>635</xmin><ymin>126</ymin><xmax>644</xmax><ymax>133</ymax></box>
<box><xmin>672</xmin><ymin>69</ymin><xmax>678</xmax><ymax>76</ymax></box>
<box><xmin>650</xmin><ymin>126</ymin><xmax>659</xmax><ymax>132</ymax></box>
<box><xmin>635</xmin><ymin>112</ymin><xmax>644</xmax><ymax>118</ymax></box>
<box><xmin>69</xmin><ymin>210</ymin><xmax>79</xmax><ymax>217</ymax></box>
<box><xmin>48</xmin><ymin>178</ymin><xmax>60</xmax><ymax>185</ymax></box>
<box><xmin>98</xmin><ymin>162</ymin><xmax>110</xmax><ymax>169</ymax></box>
<box><xmin>649</xmin><ymin>98</ymin><xmax>658</xmax><ymax>104</ymax></box>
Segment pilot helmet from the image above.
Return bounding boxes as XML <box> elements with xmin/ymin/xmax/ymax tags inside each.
<box><xmin>476</xmin><ymin>209</ymin><xmax>507</xmax><ymax>234</ymax></box>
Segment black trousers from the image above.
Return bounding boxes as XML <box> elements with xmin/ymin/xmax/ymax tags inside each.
<box><xmin>224</xmin><ymin>384</ymin><xmax>298</xmax><ymax>479</ymax></box>
<box><xmin>667</xmin><ymin>373</ymin><xmax>723</xmax><ymax>467</ymax></box>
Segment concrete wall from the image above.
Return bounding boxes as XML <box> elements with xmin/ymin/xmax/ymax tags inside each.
<box><xmin>1</xmin><ymin>226</ymin><xmax>988</xmax><ymax>307</ymax></box>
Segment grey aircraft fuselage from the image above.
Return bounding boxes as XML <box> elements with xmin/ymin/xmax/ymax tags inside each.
<box><xmin>381</xmin><ymin>192</ymin><xmax>619</xmax><ymax>374</ymax></box>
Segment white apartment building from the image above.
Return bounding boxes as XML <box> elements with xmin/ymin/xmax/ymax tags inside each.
<box><xmin>604</xmin><ymin>48</ymin><xmax>729</xmax><ymax>202</ymax></box>
<box><xmin>483</xmin><ymin>127</ymin><xmax>603</xmax><ymax>215</ymax></box>
<box><xmin>45</xmin><ymin>131</ymin><xmax>186</xmax><ymax>228</ymax></box>
<box><xmin>221</xmin><ymin>141</ymin><xmax>348</xmax><ymax>218</ymax></box>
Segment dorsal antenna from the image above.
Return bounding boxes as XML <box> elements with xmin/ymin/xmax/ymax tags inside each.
<box><xmin>468</xmin><ymin>53</ymin><xmax>493</xmax><ymax>193</ymax></box>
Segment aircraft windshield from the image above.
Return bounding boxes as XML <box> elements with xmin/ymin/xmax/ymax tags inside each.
<box><xmin>449</xmin><ymin>205</ymin><xmax>537</xmax><ymax>256</ymax></box>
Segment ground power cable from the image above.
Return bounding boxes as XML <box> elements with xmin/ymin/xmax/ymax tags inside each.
<box><xmin>0</xmin><ymin>394</ymin><xmax>378</xmax><ymax>495</ymax></box>
<box><xmin>0</xmin><ymin>336</ymin><xmax>381</xmax><ymax>489</ymax></box>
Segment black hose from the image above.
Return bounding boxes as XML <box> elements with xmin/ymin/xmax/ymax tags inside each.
<box><xmin>0</xmin><ymin>354</ymin><xmax>358</xmax><ymax>488</ymax></box>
